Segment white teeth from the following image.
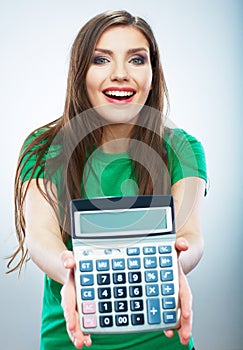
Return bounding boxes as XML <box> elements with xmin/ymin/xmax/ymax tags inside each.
<box><xmin>105</xmin><ymin>90</ymin><xmax>134</xmax><ymax>97</ymax></box>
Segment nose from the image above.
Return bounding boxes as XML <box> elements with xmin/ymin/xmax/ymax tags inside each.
<box><xmin>110</xmin><ymin>62</ymin><xmax>130</xmax><ymax>82</ymax></box>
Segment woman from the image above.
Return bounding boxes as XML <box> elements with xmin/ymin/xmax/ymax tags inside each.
<box><xmin>8</xmin><ymin>10</ymin><xmax>207</xmax><ymax>350</ymax></box>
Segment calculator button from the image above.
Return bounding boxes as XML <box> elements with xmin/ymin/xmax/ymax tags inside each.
<box><xmin>115</xmin><ymin>315</ymin><xmax>129</xmax><ymax>327</ymax></box>
<box><xmin>144</xmin><ymin>257</ymin><xmax>157</xmax><ymax>268</ymax></box>
<box><xmin>130</xmin><ymin>299</ymin><xmax>144</xmax><ymax>311</ymax></box>
<box><xmin>159</xmin><ymin>256</ymin><xmax>172</xmax><ymax>268</ymax></box>
<box><xmin>82</xmin><ymin>301</ymin><xmax>96</xmax><ymax>314</ymax></box>
<box><xmin>98</xmin><ymin>301</ymin><xmax>112</xmax><ymax>313</ymax></box>
<box><xmin>104</xmin><ymin>249</ymin><xmax>112</xmax><ymax>255</ymax></box>
<box><xmin>97</xmin><ymin>273</ymin><xmax>110</xmax><ymax>285</ymax></box>
<box><xmin>145</xmin><ymin>270</ymin><xmax>158</xmax><ymax>282</ymax></box>
<box><xmin>159</xmin><ymin>245</ymin><xmax>172</xmax><ymax>254</ymax></box>
<box><xmin>146</xmin><ymin>284</ymin><xmax>159</xmax><ymax>297</ymax></box>
<box><xmin>127</xmin><ymin>247</ymin><xmax>140</xmax><ymax>255</ymax></box>
<box><xmin>114</xmin><ymin>286</ymin><xmax>127</xmax><ymax>298</ymax></box>
<box><xmin>128</xmin><ymin>271</ymin><xmax>142</xmax><ymax>283</ymax></box>
<box><xmin>129</xmin><ymin>285</ymin><xmax>143</xmax><ymax>298</ymax></box>
<box><xmin>79</xmin><ymin>260</ymin><xmax>93</xmax><ymax>272</ymax></box>
<box><xmin>100</xmin><ymin>315</ymin><xmax>113</xmax><ymax>328</ymax></box>
<box><xmin>115</xmin><ymin>300</ymin><xmax>128</xmax><ymax>312</ymax></box>
<box><xmin>162</xmin><ymin>283</ymin><xmax>174</xmax><ymax>296</ymax></box>
<box><xmin>162</xmin><ymin>297</ymin><xmax>176</xmax><ymax>310</ymax></box>
<box><xmin>163</xmin><ymin>311</ymin><xmax>177</xmax><ymax>324</ymax></box>
<box><xmin>161</xmin><ymin>270</ymin><xmax>173</xmax><ymax>282</ymax></box>
<box><xmin>81</xmin><ymin>288</ymin><xmax>95</xmax><ymax>300</ymax></box>
<box><xmin>82</xmin><ymin>250</ymin><xmax>93</xmax><ymax>256</ymax></box>
<box><xmin>96</xmin><ymin>260</ymin><xmax>110</xmax><ymax>271</ymax></box>
<box><xmin>143</xmin><ymin>246</ymin><xmax>156</xmax><ymax>255</ymax></box>
<box><xmin>113</xmin><ymin>272</ymin><xmax>126</xmax><ymax>284</ymax></box>
<box><xmin>83</xmin><ymin>315</ymin><xmax>97</xmax><ymax>329</ymax></box>
<box><xmin>104</xmin><ymin>248</ymin><xmax>121</xmax><ymax>255</ymax></box>
<box><xmin>98</xmin><ymin>287</ymin><xmax>111</xmax><ymax>299</ymax></box>
<box><xmin>80</xmin><ymin>274</ymin><xmax>94</xmax><ymax>286</ymax></box>
<box><xmin>131</xmin><ymin>313</ymin><xmax>144</xmax><ymax>325</ymax></box>
<box><xmin>128</xmin><ymin>258</ymin><xmax>141</xmax><ymax>269</ymax></box>
<box><xmin>112</xmin><ymin>258</ymin><xmax>125</xmax><ymax>270</ymax></box>
<box><xmin>147</xmin><ymin>298</ymin><xmax>161</xmax><ymax>324</ymax></box>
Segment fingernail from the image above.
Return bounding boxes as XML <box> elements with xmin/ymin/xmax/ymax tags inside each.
<box><xmin>64</xmin><ymin>258</ymin><xmax>73</xmax><ymax>267</ymax></box>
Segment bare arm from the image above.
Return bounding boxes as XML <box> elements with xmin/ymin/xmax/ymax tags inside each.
<box><xmin>171</xmin><ymin>176</ymin><xmax>206</xmax><ymax>274</ymax></box>
<box><xmin>23</xmin><ymin>179</ymin><xmax>91</xmax><ymax>348</ymax></box>
<box><xmin>24</xmin><ymin>179</ymin><xmax>68</xmax><ymax>284</ymax></box>
<box><xmin>163</xmin><ymin>177</ymin><xmax>206</xmax><ymax>343</ymax></box>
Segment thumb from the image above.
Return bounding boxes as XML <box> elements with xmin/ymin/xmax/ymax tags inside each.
<box><xmin>60</xmin><ymin>250</ymin><xmax>75</xmax><ymax>269</ymax></box>
<box><xmin>175</xmin><ymin>237</ymin><xmax>189</xmax><ymax>253</ymax></box>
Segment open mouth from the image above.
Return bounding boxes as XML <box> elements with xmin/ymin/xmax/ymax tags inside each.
<box><xmin>103</xmin><ymin>90</ymin><xmax>136</xmax><ymax>101</ymax></box>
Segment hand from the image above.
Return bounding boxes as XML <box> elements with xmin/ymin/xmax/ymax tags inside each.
<box><xmin>164</xmin><ymin>238</ymin><xmax>192</xmax><ymax>345</ymax></box>
<box><xmin>60</xmin><ymin>251</ymin><xmax>92</xmax><ymax>349</ymax></box>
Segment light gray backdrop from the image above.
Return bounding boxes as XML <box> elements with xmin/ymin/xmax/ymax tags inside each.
<box><xmin>0</xmin><ymin>1</ymin><xmax>242</xmax><ymax>349</ymax></box>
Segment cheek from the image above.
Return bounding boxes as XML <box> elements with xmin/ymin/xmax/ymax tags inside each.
<box><xmin>140</xmin><ymin>69</ymin><xmax>153</xmax><ymax>92</ymax></box>
<box><xmin>141</xmin><ymin>77</ymin><xmax>153</xmax><ymax>99</ymax></box>
<box><xmin>86</xmin><ymin>68</ymin><xmax>107</xmax><ymax>96</ymax></box>
<box><xmin>85</xmin><ymin>72</ymin><xmax>100</xmax><ymax>106</ymax></box>
<box><xmin>86</xmin><ymin>71</ymin><xmax>96</xmax><ymax>93</ymax></box>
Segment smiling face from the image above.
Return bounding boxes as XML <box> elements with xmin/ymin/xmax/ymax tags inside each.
<box><xmin>85</xmin><ymin>25</ymin><xmax>153</xmax><ymax>124</ymax></box>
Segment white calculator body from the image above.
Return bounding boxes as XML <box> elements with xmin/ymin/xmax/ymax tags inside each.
<box><xmin>70</xmin><ymin>195</ymin><xmax>179</xmax><ymax>334</ymax></box>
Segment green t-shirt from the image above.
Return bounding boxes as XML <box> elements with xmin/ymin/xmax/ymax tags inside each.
<box><xmin>20</xmin><ymin>128</ymin><xmax>207</xmax><ymax>350</ymax></box>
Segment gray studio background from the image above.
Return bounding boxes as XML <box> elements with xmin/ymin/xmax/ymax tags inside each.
<box><xmin>0</xmin><ymin>1</ymin><xmax>242</xmax><ymax>349</ymax></box>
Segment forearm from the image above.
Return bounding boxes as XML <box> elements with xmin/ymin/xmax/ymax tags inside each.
<box><xmin>24</xmin><ymin>179</ymin><xmax>69</xmax><ymax>285</ymax></box>
<box><xmin>177</xmin><ymin>232</ymin><xmax>204</xmax><ymax>275</ymax></box>
<box><xmin>26</xmin><ymin>227</ymin><xmax>69</xmax><ymax>284</ymax></box>
<box><xmin>172</xmin><ymin>177</ymin><xmax>206</xmax><ymax>274</ymax></box>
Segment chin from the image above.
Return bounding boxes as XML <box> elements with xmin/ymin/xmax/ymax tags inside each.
<box><xmin>93</xmin><ymin>103</ymin><xmax>144</xmax><ymax>125</ymax></box>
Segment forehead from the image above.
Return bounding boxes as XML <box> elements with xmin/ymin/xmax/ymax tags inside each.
<box><xmin>95</xmin><ymin>25</ymin><xmax>150</xmax><ymax>50</ymax></box>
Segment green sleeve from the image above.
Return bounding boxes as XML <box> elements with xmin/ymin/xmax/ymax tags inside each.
<box><xmin>19</xmin><ymin>129</ymin><xmax>48</xmax><ymax>182</ymax></box>
<box><xmin>19</xmin><ymin>128</ymin><xmax>61</xmax><ymax>185</ymax></box>
<box><xmin>164</xmin><ymin>128</ymin><xmax>207</xmax><ymax>186</ymax></box>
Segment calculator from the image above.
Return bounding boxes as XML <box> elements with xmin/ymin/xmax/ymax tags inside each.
<box><xmin>70</xmin><ymin>195</ymin><xmax>179</xmax><ymax>334</ymax></box>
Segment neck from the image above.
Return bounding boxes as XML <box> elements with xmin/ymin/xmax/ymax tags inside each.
<box><xmin>101</xmin><ymin>124</ymin><xmax>133</xmax><ymax>153</ymax></box>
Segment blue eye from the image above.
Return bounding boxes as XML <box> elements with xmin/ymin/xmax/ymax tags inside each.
<box><xmin>92</xmin><ymin>56</ymin><xmax>109</xmax><ymax>64</ymax></box>
<box><xmin>130</xmin><ymin>56</ymin><xmax>145</xmax><ymax>65</ymax></box>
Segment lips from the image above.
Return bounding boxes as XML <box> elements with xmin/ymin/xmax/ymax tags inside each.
<box><xmin>103</xmin><ymin>87</ymin><xmax>136</xmax><ymax>101</ymax></box>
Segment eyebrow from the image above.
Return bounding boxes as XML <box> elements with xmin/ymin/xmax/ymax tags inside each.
<box><xmin>94</xmin><ymin>47</ymin><xmax>149</xmax><ymax>55</ymax></box>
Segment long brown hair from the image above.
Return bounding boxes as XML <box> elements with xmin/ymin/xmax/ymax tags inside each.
<box><xmin>7</xmin><ymin>10</ymin><xmax>170</xmax><ymax>273</ymax></box>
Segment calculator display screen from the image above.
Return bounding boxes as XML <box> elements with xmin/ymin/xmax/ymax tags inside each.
<box><xmin>74</xmin><ymin>207</ymin><xmax>172</xmax><ymax>237</ymax></box>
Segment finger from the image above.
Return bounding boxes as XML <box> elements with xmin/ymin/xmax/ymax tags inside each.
<box><xmin>83</xmin><ymin>334</ymin><xmax>92</xmax><ymax>347</ymax></box>
<box><xmin>177</xmin><ymin>264</ymin><xmax>192</xmax><ymax>344</ymax></box>
<box><xmin>178</xmin><ymin>302</ymin><xmax>192</xmax><ymax>345</ymax></box>
<box><xmin>60</xmin><ymin>273</ymin><xmax>77</xmax><ymax>330</ymax></box>
<box><xmin>175</xmin><ymin>237</ymin><xmax>189</xmax><ymax>253</ymax></box>
<box><xmin>59</xmin><ymin>252</ymin><xmax>91</xmax><ymax>349</ymax></box>
<box><xmin>67</xmin><ymin>312</ymin><xmax>92</xmax><ymax>349</ymax></box>
<box><xmin>61</xmin><ymin>250</ymin><xmax>76</xmax><ymax>269</ymax></box>
<box><xmin>164</xmin><ymin>329</ymin><xmax>174</xmax><ymax>338</ymax></box>
<box><xmin>61</xmin><ymin>292</ymin><xmax>77</xmax><ymax>331</ymax></box>
<box><xmin>177</xmin><ymin>313</ymin><xmax>192</xmax><ymax>345</ymax></box>
<box><xmin>179</xmin><ymin>268</ymin><xmax>192</xmax><ymax>320</ymax></box>
<box><xmin>72</xmin><ymin>333</ymin><xmax>92</xmax><ymax>349</ymax></box>
<box><xmin>65</xmin><ymin>309</ymin><xmax>82</xmax><ymax>347</ymax></box>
